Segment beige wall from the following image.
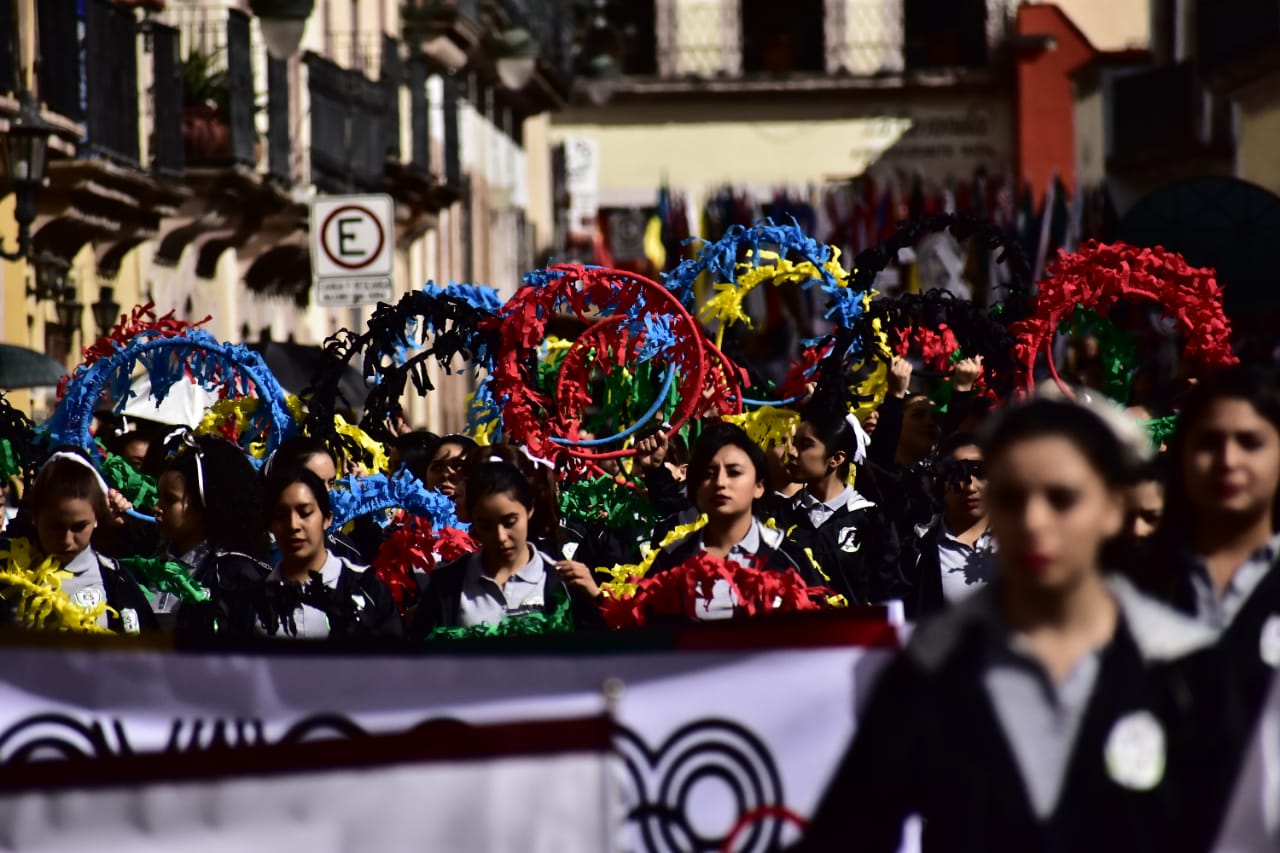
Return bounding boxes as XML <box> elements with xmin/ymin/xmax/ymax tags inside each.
<box><xmin>1237</xmin><ymin>100</ymin><xmax>1280</xmax><ymax>196</ymax></box>
<box><xmin>551</xmin><ymin>94</ymin><xmax>1012</xmax><ymax>208</ymax></box>
<box><xmin>1073</xmin><ymin>85</ymin><xmax>1106</xmax><ymax>188</ymax></box>
<box><xmin>1039</xmin><ymin>0</ymin><xmax>1151</xmax><ymax>51</ymax></box>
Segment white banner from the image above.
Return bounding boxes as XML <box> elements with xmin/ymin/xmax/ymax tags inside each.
<box><xmin>0</xmin><ymin>616</ymin><xmax>897</xmax><ymax>852</ymax></box>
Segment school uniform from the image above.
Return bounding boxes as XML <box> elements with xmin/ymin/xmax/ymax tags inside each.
<box><xmin>796</xmin><ymin>577</ymin><xmax>1241</xmax><ymax>853</ymax></box>
<box><xmin>168</xmin><ymin>542</ymin><xmax>271</xmax><ymax>640</ymax></box>
<box><xmin>0</xmin><ymin>545</ymin><xmax>157</xmax><ymax>635</ymax></box>
<box><xmin>646</xmin><ymin>518</ymin><xmax>823</xmax><ymax>621</ymax></box>
<box><xmin>409</xmin><ymin>546</ymin><xmax>596</xmax><ymax>639</ymax></box>
<box><xmin>779</xmin><ymin>485</ymin><xmax>907</xmax><ymax>605</ymax></box>
<box><xmin>1148</xmin><ymin>532</ymin><xmax>1280</xmax><ymax>729</ymax></box>
<box><xmin>258</xmin><ymin>551</ymin><xmax>402</xmax><ymax>640</ymax></box>
<box><xmin>914</xmin><ymin>515</ymin><xmax>997</xmax><ymax>619</ymax></box>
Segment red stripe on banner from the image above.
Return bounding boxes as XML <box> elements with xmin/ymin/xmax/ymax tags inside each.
<box><xmin>672</xmin><ymin>610</ymin><xmax>901</xmax><ymax>652</ymax></box>
<box><xmin>0</xmin><ymin>715</ymin><xmax>614</xmax><ymax>794</ymax></box>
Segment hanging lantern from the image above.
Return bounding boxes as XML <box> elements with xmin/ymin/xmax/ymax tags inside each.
<box><xmin>249</xmin><ymin>0</ymin><xmax>315</xmax><ymax>61</ymax></box>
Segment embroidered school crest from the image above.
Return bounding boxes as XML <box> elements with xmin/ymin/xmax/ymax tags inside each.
<box><xmin>837</xmin><ymin>526</ymin><xmax>861</xmax><ymax>554</ymax></box>
<box><xmin>120</xmin><ymin>609</ymin><xmax>140</xmax><ymax>635</ymax></box>
<box><xmin>73</xmin><ymin>587</ymin><xmax>103</xmax><ymax>610</ymax></box>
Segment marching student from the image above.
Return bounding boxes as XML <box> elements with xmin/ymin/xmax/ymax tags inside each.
<box><xmin>410</xmin><ymin>461</ymin><xmax>602</xmax><ymax>638</ymax></box>
<box><xmin>781</xmin><ymin>405</ymin><xmax>905</xmax><ymax>604</ymax></box>
<box><xmin>259</xmin><ymin>465</ymin><xmax>402</xmax><ymax>640</ymax></box>
<box><xmin>1145</xmin><ymin>364</ymin><xmax>1280</xmax><ymax>724</ymax></box>
<box><xmin>797</xmin><ymin>395</ymin><xmax>1241</xmax><ymax>853</ymax></box>
<box><xmin>914</xmin><ymin>432</ymin><xmax>996</xmax><ymax>618</ymax></box>
<box><xmin>646</xmin><ymin>421</ymin><xmax>822</xmax><ymax>620</ymax></box>
<box><xmin>154</xmin><ymin>434</ymin><xmax>271</xmax><ymax>638</ymax></box>
<box><xmin>2</xmin><ymin>451</ymin><xmax>157</xmax><ymax>634</ymax></box>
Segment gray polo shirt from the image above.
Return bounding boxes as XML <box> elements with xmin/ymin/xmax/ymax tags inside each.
<box><xmin>1186</xmin><ymin>530</ymin><xmax>1280</xmax><ymax>630</ymax></box>
<box><xmin>938</xmin><ymin>525</ymin><xmax>997</xmax><ymax>604</ymax></box>
<box><xmin>458</xmin><ymin>546</ymin><xmax>550</xmax><ymax>628</ymax></box>
<box><xmin>793</xmin><ymin>485</ymin><xmax>873</xmax><ymax>529</ymax></box>
<box><xmin>61</xmin><ymin>547</ymin><xmax>110</xmax><ymax>630</ymax></box>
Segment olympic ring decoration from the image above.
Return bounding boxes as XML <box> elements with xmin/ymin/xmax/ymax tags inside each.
<box><xmin>40</xmin><ymin>328</ymin><xmax>295</xmax><ymax>469</ymax></box>
<box><xmin>1009</xmin><ymin>241</ymin><xmax>1237</xmax><ymax>395</ymax></box>
<box><xmin>615</xmin><ymin>719</ymin><xmax>786</xmax><ymax>853</ymax></box>
<box><xmin>492</xmin><ymin>263</ymin><xmax>740</xmax><ymax>467</ymax></box>
<box><xmin>307</xmin><ymin>282</ymin><xmax>502</xmax><ymax>444</ymax></box>
<box><xmin>328</xmin><ymin>469</ymin><xmax>464</xmax><ymax>534</ymax></box>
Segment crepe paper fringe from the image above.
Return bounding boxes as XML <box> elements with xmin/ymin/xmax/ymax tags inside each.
<box><xmin>425</xmin><ymin>585</ymin><xmax>574</xmax><ymax>641</ymax></box>
<box><xmin>599</xmin><ymin>551</ymin><xmax>836</xmax><ymax>629</ymax></box>
<box><xmin>328</xmin><ymin>469</ymin><xmax>463</xmax><ymax>534</ymax></box>
<box><xmin>119</xmin><ymin>556</ymin><xmax>210</xmax><ymax>604</ymax></box>
<box><xmin>1010</xmin><ymin>241</ymin><xmax>1237</xmax><ymax>397</ymax></box>
<box><xmin>0</xmin><ymin>539</ymin><xmax>115</xmax><ymax>633</ymax></box>
<box><xmin>101</xmin><ymin>454</ymin><xmax>159</xmax><ymax>512</ymax></box>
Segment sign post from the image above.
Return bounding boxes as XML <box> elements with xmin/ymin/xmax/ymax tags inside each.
<box><xmin>310</xmin><ymin>194</ymin><xmax>395</xmax><ymax>307</ymax></box>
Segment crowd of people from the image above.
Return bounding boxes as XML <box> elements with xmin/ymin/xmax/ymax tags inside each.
<box><xmin>0</xmin><ymin>219</ymin><xmax>1276</xmax><ymax>851</ymax></box>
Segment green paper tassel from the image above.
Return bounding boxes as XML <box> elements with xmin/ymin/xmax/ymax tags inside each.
<box><xmin>426</xmin><ymin>586</ymin><xmax>574</xmax><ymax>641</ymax></box>
<box><xmin>102</xmin><ymin>454</ymin><xmax>159</xmax><ymax>512</ymax></box>
<box><xmin>119</xmin><ymin>557</ymin><xmax>210</xmax><ymax>604</ymax></box>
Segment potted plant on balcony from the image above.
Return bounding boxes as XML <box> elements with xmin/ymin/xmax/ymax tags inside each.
<box><xmin>181</xmin><ymin>48</ymin><xmax>232</xmax><ymax>164</ymax></box>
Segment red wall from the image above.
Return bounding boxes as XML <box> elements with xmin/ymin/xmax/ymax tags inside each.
<box><xmin>1016</xmin><ymin>4</ymin><xmax>1098</xmax><ymax>204</ymax></box>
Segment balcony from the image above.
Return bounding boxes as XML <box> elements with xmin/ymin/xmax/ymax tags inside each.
<box><xmin>1109</xmin><ymin>62</ymin><xmax>1234</xmax><ymax>174</ymax></box>
<box><xmin>305</xmin><ymin>53</ymin><xmax>395</xmax><ymax>194</ymax></box>
<box><xmin>1197</xmin><ymin>0</ymin><xmax>1280</xmax><ymax>92</ymax></box>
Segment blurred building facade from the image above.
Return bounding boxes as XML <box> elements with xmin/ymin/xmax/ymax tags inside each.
<box><xmin>0</xmin><ymin>0</ymin><xmax>570</xmax><ymax>428</ymax></box>
<box><xmin>550</xmin><ymin>0</ymin><xmax>1022</xmax><ymax>278</ymax></box>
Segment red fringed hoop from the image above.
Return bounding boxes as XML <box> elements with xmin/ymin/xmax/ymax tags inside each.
<box><xmin>1010</xmin><ymin>241</ymin><xmax>1238</xmax><ymax>395</ymax></box>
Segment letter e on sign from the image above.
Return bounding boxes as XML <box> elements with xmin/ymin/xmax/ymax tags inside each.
<box><xmin>310</xmin><ymin>194</ymin><xmax>395</xmax><ymax>279</ymax></box>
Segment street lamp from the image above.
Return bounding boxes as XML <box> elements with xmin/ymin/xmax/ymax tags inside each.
<box><xmin>1</xmin><ymin>91</ymin><xmax>56</xmax><ymax>262</ymax></box>
<box><xmin>495</xmin><ymin>28</ymin><xmax>539</xmax><ymax>91</ymax></box>
<box><xmin>26</xmin><ymin>252</ymin><xmax>68</xmax><ymax>302</ymax></box>
<box><xmin>249</xmin><ymin>0</ymin><xmax>315</xmax><ymax>61</ymax></box>
<box><xmin>91</xmin><ymin>286</ymin><xmax>122</xmax><ymax>339</ymax></box>
<box><xmin>55</xmin><ymin>284</ymin><xmax>83</xmax><ymax>339</ymax></box>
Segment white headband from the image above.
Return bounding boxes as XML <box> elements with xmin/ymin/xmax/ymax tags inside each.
<box><xmin>44</xmin><ymin>451</ymin><xmax>110</xmax><ymax>497</ymax></box>
<box><xmin>844</xmin><ymin>413</ymin><xmax>871</xmax><ymax>466</ymax></box>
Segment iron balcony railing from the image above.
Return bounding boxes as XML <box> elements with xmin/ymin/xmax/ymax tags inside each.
<box><xmin>86</xmin><ymin>0</ymin><xmax>141</xmax><ymax>166</ymax></box>
<box><xmin>35</xmin><ymin>0</ymin><xmax>84</xmax><ymax>123</ymax></box>
<box><xmin>152</xmin><ymin>23</ymin><xmax>186</xmax><ymax>177</ymax></box>
<box><xmin>306</xmin><ymin>53</ymin><xmax>393</xmax><ymax>193</ymax></box>
<box><xmin>166</xmin><ymin>3</ymin><xmax>259</xmax><ymax>167</ymax></box>
<box><xmin>266</xmin><ymin>55</ymin><xmax>291</xmax><ymax>184</ymax></box>
<box><xmin>494</xmin><ymin>0</ymin><xmax>575</xmax><ymax>83</ymax></box>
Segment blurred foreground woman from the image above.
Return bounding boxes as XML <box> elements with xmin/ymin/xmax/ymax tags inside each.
<box><xmin>796</xmin><ymin>397</ymin><xmax>1239</xmax><ymax>853</ymax></box>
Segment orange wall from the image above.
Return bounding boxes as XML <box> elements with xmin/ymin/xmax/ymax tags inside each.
<box><xmin>1016</xmin><ymin>4</ymin><xmax>1098</xmax><ymax>205</ymax></box>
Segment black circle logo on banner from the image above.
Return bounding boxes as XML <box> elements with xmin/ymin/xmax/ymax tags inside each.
<box><xmin>616</xmin><ymin>719</ymin><xmax>785</xmax><ymax>853</ymax></box>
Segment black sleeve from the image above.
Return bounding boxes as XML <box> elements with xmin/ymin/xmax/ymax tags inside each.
<box><xmin>103</xmin><ymin>564</ymin><xmax>160</xmax><ymax>633</ymax></box>
<box><xmin>357</xmin><ymin>571</ymin><xmax>404</xmax><ymax>639</ymax></box>
<box><xmin>408</xmin><ymin>561</ymin><xmax>464</xmax><ymax>641</ymax></box>
<box><xmin>866</xmin><ymin>509</ymin><xmax>910</xmax><ymax>605</ymax></box>
<box><xmin>868</xmin><ymin>395</ymin><xmax>905</xmax><ymax>470</ymax></box>
<box><xmin>641</xmin><ymin>465</ymin><xmax>691</xmax><ymax>519</ymax></box>
<box><xmin>942</xmin><ymin>389</ymin><xmax>975</xmax><ymax>437</ymax></box>
<box><xmin>174</xmin><ymin>554</ymin><xmax>267</xmax><ymax>641</ymax></box>
<box><xmin>793</xmin><ymin>654</ymin><xmax>929</xmax><ymax>853</ymax></box>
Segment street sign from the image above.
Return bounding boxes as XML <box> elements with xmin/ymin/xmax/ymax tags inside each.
<box><xmin>310</xmin><ymin>194</ymin><xmax>395</xmax><ymax>307</ymax></box>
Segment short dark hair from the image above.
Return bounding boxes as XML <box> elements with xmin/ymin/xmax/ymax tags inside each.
<box><xmin>936</xmin><ymin>431</ymin><xmax>979</xmax><ymax>460</ymax></box>
<box><xmin>467</xmin><ymin>443</ymin><xmax>560</xmax><ymax>546</ymax></box>
<box><xmin>685</xmin><ymin>421</ymin><xmax>768</xmax><ymax>502</ymax></box>
<box><xmin>268</xmin><ymin>435</ymin><xmax>338</xmax><ymax>477</ymax></box>
<box><xmin>465</xmin><ymin>461</ymin><xmax>534</xmax><ymax>513</ymax></box>
<box><xmin>264</xmin><ymin>465</ymin><xmax>333</xmax><ymax>526</ymax></box>
<box><xmin>979</xmin><ymin>399</ymin><xmax>1136</xmax><ymax>488</ymax></box>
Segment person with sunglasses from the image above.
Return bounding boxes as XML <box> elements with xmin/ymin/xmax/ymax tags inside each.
<box><xmin>914</xmin><ymin>432</ymin><xmax>996</xmax><ymax>618</ymax></box>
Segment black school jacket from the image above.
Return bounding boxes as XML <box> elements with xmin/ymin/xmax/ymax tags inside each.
<box><xmin>778</xmin><ymin>491</ymin><xmax>907</xmax><ymax>605</ymax></box>
<box><xmin>409</xmin><ymin>549</ymin><xmax>603</xmax><ymax>641</ymax></box>
<box><xmin>174</xmin><ymin>547</ymin><xmax>271</xmax><ymax>640</ymax></box>
<box><xmin>258</xmin><ymin>555</ymin><xmax>403</xmax><ymax>640</ymax></box>
<box><xmin>796</xmin><ymin>578</ymin><xmax>1241</xmax><ymax>853</ymax></box>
